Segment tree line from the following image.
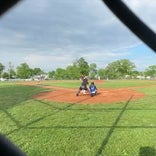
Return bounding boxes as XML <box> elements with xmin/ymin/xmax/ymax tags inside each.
<box><xmin>0</xmin><ymin>58</ymin><xmax>156</xmax><ymax>80</ymax></box>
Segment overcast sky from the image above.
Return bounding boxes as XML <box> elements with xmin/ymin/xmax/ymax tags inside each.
<box><xmin>0</xmin><ymin>0</ymin><xmax>156</xmax><ymax>72</ymax></box>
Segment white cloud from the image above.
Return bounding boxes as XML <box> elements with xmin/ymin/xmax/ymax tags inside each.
<box><xmin>24</xmin><ymin>53</ymin><xmax>74</xmax><ymax>71</ymax></box>
<box><xmin>0</xmin><ymin>0</ymin><xmax>156</xmax><ymax>72</ymax></box>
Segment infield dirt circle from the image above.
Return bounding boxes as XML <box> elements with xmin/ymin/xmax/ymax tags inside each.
<box><xmin>22</xmin><ymin>81</ymin><xmax>145</xmax><ymax>104</ymax></box>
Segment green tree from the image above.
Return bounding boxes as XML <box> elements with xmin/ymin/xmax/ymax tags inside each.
<box><xmin>98</xmin><ymin>68</ymin><xmax>106</xmax><ymax>79</ymax></box>
<box><xmin>2</xmin><ymin>72</ymin><xmax>9</xmax><ymax>79</ymax></box>
<box><xmin>33</xmin><ymin>68</ymin><xmax>43</xmax><ymax>76</ymax></box>
<box><xmin>48</xmin><ymin>71</ymin><xmax>55</xmax><ymax>79</ymax></box>
<box><xmin>66</xmin><ymin>65</ymin><xmax>79</xmax><ymax>79</ymax></box>
<box><xmin>17</xmin><ymin>63</ymin><xmax>32</xmax><ymax>79</ymax></box>
<box><xmin>0</xmin><ymin>63</ymin><xmax>5</xmax><ymax>78</ymax></box>
<box><xmin>118</xmin><ymin>59</ymin><xmax>136</xmax><ymax>76</ymax></box>
<box><xmin>55</xmin><ymin>68</ymin><xmax>66</xmax><ymax>80</ymax></box>
<box><xmin>131</xmin><ymin>70</ymin><xmax>140</xmax><ymax>79</ymax></box>
<box><xmin>105</xmin><ymin>59</ymin><xmax>136</xmax><ymax>79</ymax></box>
<box><xmin>73</xmin><ymin>57</ymin><xmax>89</xmax><ymax>76</ymax></box>
<box><xmin>105</xmin><ymin>61</ymin><xmax>118</xmax><ymax>79</ymax></box>
<box><xmin>145</xmin><ymin>65</ymin><xmax>156</xmax><ymax>78</ymax></box>
<box><xmin>9</xmin><ymin>69</ymin><xmax>16</xmax><ymax>78</ymax></box>
<box><xmin>89</xmin><ymin>63</ymin><xmax>97</xmax><ymax>79</ymax></box>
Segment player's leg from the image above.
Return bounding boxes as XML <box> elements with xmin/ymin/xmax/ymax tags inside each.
<box><xmin>76</xmin><ymin>87</ymin><xmax>82</xmax><ymax>96</ymax></box>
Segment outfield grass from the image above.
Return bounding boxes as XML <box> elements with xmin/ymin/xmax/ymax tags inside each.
<box><xmin>100</xmin><ymin>79</ymin><xmax>156</xmax><ymax>88</ymax></box>
<box><xmin>1</xmin><ymin>80</ymin><xmax>156</xmax><ymax>155</ymax></box>
<box><xmin>43</xmin><ymin>79</ymin><xmax>156</xmax><ymax>88</ymax></box>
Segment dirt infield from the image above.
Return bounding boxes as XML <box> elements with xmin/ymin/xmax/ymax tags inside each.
<box><xmin>33</xmin><ymin>86</ymin><xmax>145</xmax><ymax>104</ymax></box>
<box><xmin>20</xmin><ymin>81</ymin><xmax>145</xmax><ymax>104</ymax></box>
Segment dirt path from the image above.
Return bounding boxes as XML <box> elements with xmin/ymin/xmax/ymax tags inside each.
<box><xmin>19</xmin><ymin>81</ymin><xmax>145</xmax><ymax>104</ymax></box>
<box><xmin>32</xmin><ymin>86</ymin><xmax>144</xmax><ymax>104</ymax></box>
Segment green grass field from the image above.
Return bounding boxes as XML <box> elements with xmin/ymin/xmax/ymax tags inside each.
<box><xmin>1</xmin><ymin>80</ymin><xmax>156</xmax><ymax>156</ymax></box>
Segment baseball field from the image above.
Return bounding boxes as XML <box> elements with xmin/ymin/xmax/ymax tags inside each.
<box><xmin>1</xmin><ymin>80</ymin><xmax>156</xmax><ymax>156</ymax></box>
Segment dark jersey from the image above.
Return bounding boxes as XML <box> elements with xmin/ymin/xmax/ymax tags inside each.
<box><xmin>80</xmin><ymin>80</ymin><xmax>88</xmax><ymax>90</ymax></box>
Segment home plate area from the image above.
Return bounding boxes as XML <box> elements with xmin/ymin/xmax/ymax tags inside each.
<box><xmin>33</xmin><ymin>86</ymin><xmax>145</xmax><ymax>104</ymax></box>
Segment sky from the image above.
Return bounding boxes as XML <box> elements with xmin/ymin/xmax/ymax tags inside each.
<box><xmin>0</xmin><ymin>0</ymin><xmax>156</xmax><ymax>72</ymax></box>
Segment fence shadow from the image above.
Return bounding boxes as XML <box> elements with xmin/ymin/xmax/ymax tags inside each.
<box><xmin>6</xmin><ymin>96</ymin><xmax>91</xmax><ymax>135</ymax></box>
<box><xmin>3</xmin><ymin>91</ymin><xmax>156</xmax><ymax>156</ymax></box>
<box><xmin>95</xmin><ymin>96</ymin><xmax>133</xmax><ymax>156</ymax></box>
<box><xmin>139</xmin><ymin>146</ymin><xmax>156</xmax><ymax>156</ymax></box>
<box><xmin>0</xmin><ymin>107</ymin><xmax>22</xmax><ymax>128</ymax></box>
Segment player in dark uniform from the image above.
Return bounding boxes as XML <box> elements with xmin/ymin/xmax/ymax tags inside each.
<box><xmin>76</xmin><ymin>76</ymin><xmax>89</xmax><ymax>96</ymax></box>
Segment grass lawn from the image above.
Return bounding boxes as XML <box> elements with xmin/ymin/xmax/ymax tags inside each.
<box><xmin>1</xmin><ymin>80</ymin><xmax>156</xmax><ymax>155</ymax></box>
